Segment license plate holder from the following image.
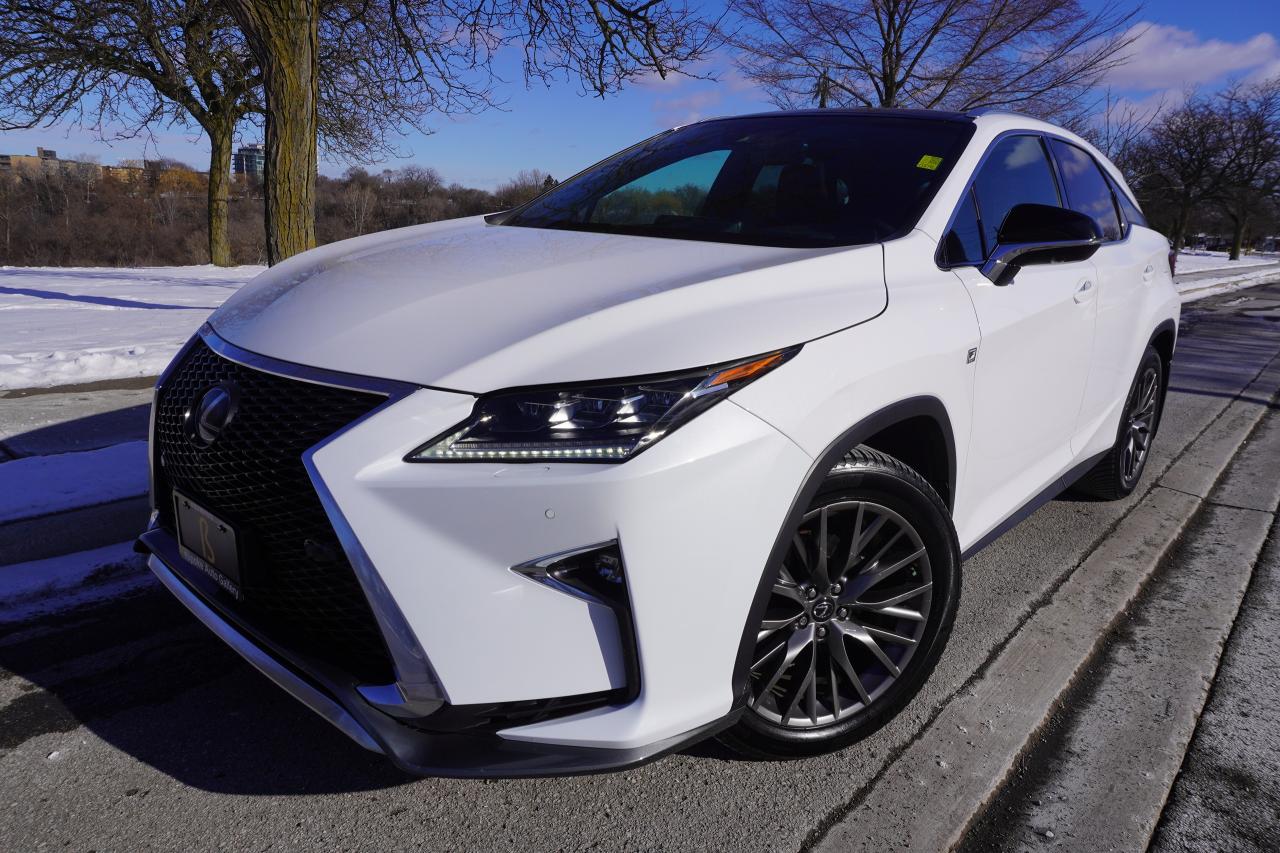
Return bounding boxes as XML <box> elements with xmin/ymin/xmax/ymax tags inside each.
<box><xmin>173</xmin><ymin>490</ymin><xmax>243</xmax><ymax>599</ymax></box>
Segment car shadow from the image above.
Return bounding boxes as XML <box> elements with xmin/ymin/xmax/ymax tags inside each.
<box><xmin>0</xmin><ymin>564</ymin><xmax>416</xmax><ymax>795</ymax></box>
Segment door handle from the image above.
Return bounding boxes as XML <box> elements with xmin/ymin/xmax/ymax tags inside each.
<box><xmin>1142</xmin><ymin>264</ymin><xmax>1155</xmax><ymax>282</ymax></box>
<box><xmin>1074</xmin><ymin>278</ymin><xmax>1094</xmax><ymax>303</ymax></box>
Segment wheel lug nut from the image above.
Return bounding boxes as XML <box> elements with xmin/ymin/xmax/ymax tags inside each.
<box><xmin>807</xmin><ymin>588</ymin><xmax>818</xmax><ymax>600</ymax></box>
<box><xmin>830</xmin><ymin>583</ymin><xmax>842</xmax><ymax>595</ymax></box>
<box><xmin>817</xmin><ymin>626</ymin><xmax>827</xmax><ymax>638</ymax></box>
<box><xmin>798</xmin><ymin>616</ymin><xmax>809</xmax><ymax>628</ymax></box>
<box><xmin>837</xmin><ymin>607</ymin><xmax>849</xmax><ymax>619</ymax></box>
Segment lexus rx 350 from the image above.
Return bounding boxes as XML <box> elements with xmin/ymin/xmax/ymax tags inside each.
<box><xmin>138</xmin><ymin>108</ymin><xmax>1179</xmax><ymax>776</ymax></box>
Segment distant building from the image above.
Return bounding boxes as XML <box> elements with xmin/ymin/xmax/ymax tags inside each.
<box><xmin>234</xmin><ymin>144</ymin><xmax>265</xmax><ymax>179</ymax></box>
<box><xmin>0</xmin><ymin>148</ymin><xmax>64</xmax><ymax>175</ymax></box>
<box><xmin>0</xmin><ymin>149</ymin><xmax>184</xmax><ymax>187</ymax></box>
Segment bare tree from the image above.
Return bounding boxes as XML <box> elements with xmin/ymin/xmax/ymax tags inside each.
<box><xmin>0</xmin><ymin>0</ymin><xmax>258</xmax><ymax>266</ymax></box>
<box><xmin>496</xmin><ymin>169</ymin><xmax>556</xmax><ymax>208</ymax></box>
<box><xmin>1084</xmin><ymin>88</ymin><xmax>1165</xmax><ymax>169</ymax></box>
<box><xmin>729</xmin><ymin>0</ymin><xmax>1140</xmax><ymax>120</ymax></box>
<box><xmin>225</xmin><ymin>0</ymin><xmax>721</xmax><ymax>264</ymax></box>
<box><xmin>1216</xmin><ymin>78</ymin><xmax>1280</xmax><ymax>259</ymax></box>
<box><xmin>1130</xmin><ymin>93</ymin><xmax>1233</xmax><ymax>251</ymax></box>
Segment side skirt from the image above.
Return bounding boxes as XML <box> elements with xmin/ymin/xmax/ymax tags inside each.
<box><xmin>959</xmin><ymin>449</ymin><xmax>1109</xmax><ymax>562</ymax></box>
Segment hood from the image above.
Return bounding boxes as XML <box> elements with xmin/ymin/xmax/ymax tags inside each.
<box><xmin>210</xmin><ymin>216</ymin><xmax>886</xmax><ymax>393</ymax></box>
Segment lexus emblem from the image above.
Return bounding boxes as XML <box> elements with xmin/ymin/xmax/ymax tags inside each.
<box><xmin>186</xmin><ymin>382</ymin><xmax>239</xmax><ymax>448</ymax></box>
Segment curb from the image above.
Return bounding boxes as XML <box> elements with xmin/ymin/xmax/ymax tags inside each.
<box><xmin>959</xmin><ymin>411</ymin><xmax>1280</xmax><ymax>851</ymax></box>
<box><xmin>812</xmin><ymin>353</ymin><xmax>1280</xmax><ymax>852</ymax></box>
<box><xmin>0</xmin><ymin>495</ymin><xmax>150</xmax><ymax>566</ymax></box>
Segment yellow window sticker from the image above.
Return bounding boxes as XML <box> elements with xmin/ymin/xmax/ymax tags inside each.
<box><xmin>916</xmin><ymin>154</ymin><xmax>943</xmax><ymax>170</ymax></box>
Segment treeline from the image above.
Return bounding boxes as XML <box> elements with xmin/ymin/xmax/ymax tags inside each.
<box><xmin>1099</xmin><ymin>78</ymin><xmax>1280</xmax><ymax>257</ymax></box>
<box><xmin>0</xmin><ymin>165</ymin><xmax>553</xmax><ymax>267</ymax></box>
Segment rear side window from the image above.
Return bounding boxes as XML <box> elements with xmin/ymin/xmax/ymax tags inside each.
<box><xmin>971</xmin><ymin>135</ymin><xmax>1060</xmax><ymax>252</ymax></box>
<box><xmin>1049</xmin><ymin>139</ymin><xmax>1122</xmax><ymax>241</ymax></box>
<box><xmin>1105</xmin><ymin>171</ymin><xmax>1148</xmax><ymax>229</ymax></box>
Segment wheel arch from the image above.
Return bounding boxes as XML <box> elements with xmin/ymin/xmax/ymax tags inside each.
<box><xmin>1148</xmin><ymin>318</ymin><xmax>1177</xmax><ymax>420</ymax></box>
<box><xmin>730</xmin><ymin>396</ymin><xmax>956</xmax><ymax>703</ymax></box>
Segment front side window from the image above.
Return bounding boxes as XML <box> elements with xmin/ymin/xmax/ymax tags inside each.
<box><xmin>505</xmin><ymin>115</ymin><xmax>975</xmax><ymax>248</ymax></box>
<box><xmin>970</xmin><ymin>135</ymin><xmax>1061</xmax><ymax>252</ymax></box>
<box><xmin>1049</xmin><ymin>139</ymin><xmax>1122</xmax><ymax>241</ymax></box>
<box><xmin>943</xmin><ymin>188</ymin><xmax>985</xmax><ymax>265</ymax></box>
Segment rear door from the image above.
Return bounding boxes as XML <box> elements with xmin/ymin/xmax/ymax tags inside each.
<box><xmin>1046</xmin><ymin>138</ymin><xmax>1164</xmax><ymax>458</ymax></box>
<box><xmin>942</xmin><ymin>133</ymin><xmax>1099</xmax><ymax>542</ymax></box>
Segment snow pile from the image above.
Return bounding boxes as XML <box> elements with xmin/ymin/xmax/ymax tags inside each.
<box><xmin>0</xmin><ymin>264</ymin><xmax>262</xmax><ymax>390</ymax></box>
<box><xmin>1176</xmin><ymin>252</ymin><xmax>1280</xmax><ymax>303</ymax></box>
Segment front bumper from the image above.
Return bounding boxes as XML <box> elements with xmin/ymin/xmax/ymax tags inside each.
<box><xmin>144</xmin><ymin>327</ymin><xmax>813</xmax><ymax>774</ymax></box>
<box><xmin>141</xmin><ymin>528</ymin><xmax>736</xmax><ymax>777</ymax></box>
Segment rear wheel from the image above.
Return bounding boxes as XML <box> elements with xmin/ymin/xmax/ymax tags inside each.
<box><xmin>720</xmin><ymin>447</ymin><xmax>960</xmax><ymax>759</ymax></box>
<box><xmin>1072</xmin><ymin>346</ymin><xmax>1164</xmax><ymax>500</ymax></box>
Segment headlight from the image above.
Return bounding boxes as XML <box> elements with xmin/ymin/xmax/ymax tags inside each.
<box><xmin>407</xmin><ymin>347</ymin><xmax>799</xmax><ymax>463</ymax></box>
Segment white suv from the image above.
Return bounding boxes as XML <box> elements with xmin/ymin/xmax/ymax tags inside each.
<box><xmin>139</xmin><ymin>108</ymin><xmax>1179</xmax><ymax>776</ymax></box>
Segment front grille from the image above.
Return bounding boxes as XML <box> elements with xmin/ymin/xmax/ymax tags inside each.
<box><xmin>154</xmin><ymin>337</ymin><xmax>395</xmax><ymax>684</ymax></box>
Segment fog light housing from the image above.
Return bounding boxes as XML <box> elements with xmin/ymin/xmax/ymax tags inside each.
<box><xmin>513</xmin><ymin>542</ymin><xmax>639</xmax><ymax>698</ymax></box>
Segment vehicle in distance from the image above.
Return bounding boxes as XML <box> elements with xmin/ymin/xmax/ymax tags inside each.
<box><xmin>138</xmin><ymin>108</ymin><xmax>1178</xmax><ymax>776</ymax></box>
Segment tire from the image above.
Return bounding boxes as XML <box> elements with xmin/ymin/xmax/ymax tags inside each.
<box><xmin>1071</xmin><ymin>346</ymin><xmax>1164</xmax><ymax>501</ymax></box>
<box><xmin>719</xmin><ymin>447</ymin><xmax>961</xmax><ymax>760</ymax></box>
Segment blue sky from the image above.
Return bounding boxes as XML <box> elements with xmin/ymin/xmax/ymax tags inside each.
<box><xmin>2</xmin><ymin>0</ymin><xmax>1277</xmax><ymax>189</ymax></box>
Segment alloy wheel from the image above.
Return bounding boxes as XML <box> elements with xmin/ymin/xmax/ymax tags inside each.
<box><xmin>1122</xmin><ymin>366</ymin><xmax>1160</xmax><ymax>483</ymax></box>
<box><xmin>748</xmin><ymin>500</ymin><xmax>933</xmax><ymax>728</ymax></box>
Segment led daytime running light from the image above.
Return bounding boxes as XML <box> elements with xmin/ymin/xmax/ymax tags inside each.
<box><xmin>408</xmin><ymin>347</ymin><xmax>799</xmax><ymax>464</ymax></box>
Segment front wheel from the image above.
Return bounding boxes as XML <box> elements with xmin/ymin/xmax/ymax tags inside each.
<box><xmin>719</xmin><ymin>447</ymin><xmax>961</xmax><ymax>759</ymax></box>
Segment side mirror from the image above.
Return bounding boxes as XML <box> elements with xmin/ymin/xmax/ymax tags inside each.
<box><xmin>981</xmin><ymin>203</ymin><xmax>1102</xmax><ymax>286</ymax></box>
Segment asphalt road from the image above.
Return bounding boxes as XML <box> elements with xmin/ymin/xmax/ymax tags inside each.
<box><xmin>3</xmin><ymin>284</ymin><xmax>1280</xmax><ymax>852</ymax></box>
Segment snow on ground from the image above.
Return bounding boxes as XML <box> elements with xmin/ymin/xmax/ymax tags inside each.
<box><xmin>0</xmin><ymin>265</ymin><xmax>262</xmax><ymax>390</ymax></box>
<box><xmin>0</xmin><ymin>441</ymin><xmax>148</xmax><ymax>523</ymax></box>
<box><xmin>1177</xmin><ymin>260</ymin><xmax>1280</xmax><ymax>303</ymax></box>
<box><xmin>0</xmin><ymin>541</ymin><xmax>152</xmax><ymax>622</ymax></box>
<box><xmin>1175</xmin><ymin>250</ymin><xmax>1276</xmax><ymax>274</ymax></box>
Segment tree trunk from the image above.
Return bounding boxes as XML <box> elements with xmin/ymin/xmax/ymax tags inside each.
<box><xmin>226</xmin><ymin>0</ymin><xmax>319</xmax><ymax>265</ymax></box>
<box><xmin>206</xmin><ymin>121</ymin><xmax>234</xmax><ymax>266</ymax></box>
<box><xmin>1170</xmin><ymin>199</ymin><xmax>1191</xmax><ymax>251</ymax></box>
<box><xmin>1229</xmin><ymin>212</ymin><xmax>1247</xmax><ymax>261</ymax></box>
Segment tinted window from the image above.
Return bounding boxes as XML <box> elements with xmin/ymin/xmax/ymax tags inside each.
<box><xmin>971</xmin><ymin>135</ymin><xmax>1060</xmax><ymax>251</ymax></box>
<box><xmin>1105</xmin><ymin>171</ymin><xmax>1147</xmax><ymax>228</ymax></box>
<box><xmin>1049</xmin><ymin>139</ymin><xmax>1122</xmax><ymax>241</ymax></box>
<box><xmin>506</xmin><ymin>115</ymin><xmax>975</xmax><ymax>248</ymax></box>
<box><xmin>944</xmin><ymin>188</ymin><xmax>985</xmax><ymax>265</ymax></box>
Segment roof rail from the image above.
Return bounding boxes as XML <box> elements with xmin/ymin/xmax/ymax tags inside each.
<box><xmin>966</xmin><ymin>106</ymin><xmax>1041</xmax><ymax>121</ymax></box>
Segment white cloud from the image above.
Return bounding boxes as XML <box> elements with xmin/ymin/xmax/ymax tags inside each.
<box><xmin>653</xmin><ymin>88</ymin><xmax>725</xmax><ymax>128</ymax></box>
<box><xmin>1107</xmin><ymin>23</ymin><xmax>1279</xmax><ymax>91</ymax></box>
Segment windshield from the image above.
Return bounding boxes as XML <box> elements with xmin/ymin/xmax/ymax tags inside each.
<box><xmin>504</xmin><ymin>114</ymin><xmax>974</xmax><ymax>248</ymax></box>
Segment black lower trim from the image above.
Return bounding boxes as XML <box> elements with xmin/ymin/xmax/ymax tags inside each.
<box><xmin>139</xmin><ymin>526</ymin><xmax>733</xmax><ymax>778</ymax></box>
<box><xmin>730</xmin><ymin>396</ymin><xmax>955</xmax><ymax>705</ymax></box>
<box><xmin>959</xmin><ymin>448</ymin><xmax>1109</xmax><ymax>561</ymax></box>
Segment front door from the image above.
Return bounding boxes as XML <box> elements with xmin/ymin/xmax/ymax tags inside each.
<box><xmin>944</xmin><ymin>134</ymin><xmax>1098</xmax><ymax>543</ymax></box>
